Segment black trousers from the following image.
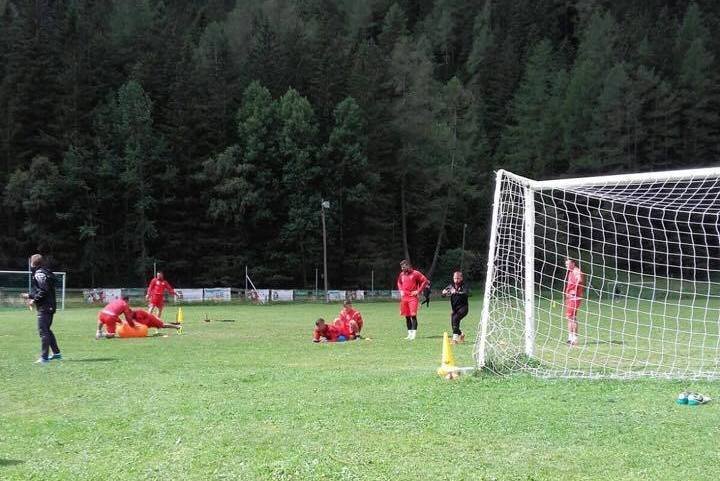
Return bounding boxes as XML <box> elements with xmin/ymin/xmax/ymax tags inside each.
<box><xmin>451</xmin><ymin>305</ymin><xmax>469</xmax><ymax>335</ymax></box>
<box><xmin>37</xmin><ymin>309</ymin><xmax>60</xmax><ymax>359</ymax></box>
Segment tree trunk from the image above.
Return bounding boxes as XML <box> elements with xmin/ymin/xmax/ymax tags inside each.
<box><xmin>400</xmin><ymin>173</ymin><xmax>410</xmax><ymax>262</ymax></box>
<box><xmin>427</xmin><ymin>187</ymin><xmax>451</xmax><ymax>279</ymax></box>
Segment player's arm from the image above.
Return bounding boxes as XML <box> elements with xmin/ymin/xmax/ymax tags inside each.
<box><xmin>27</xmin><ymin>271</ymin><xmax>50</xmax><ymax>305</ymax></box>
<box><xmin>455</xmin><ymin>283</ymin><xmax>469</xmax><ymax>296</ymax></box>
<box><xmin>413</xmin><ymin>272</ymin><xmax>429</xmax><ymax>296</ymax></box>
<box><xmin>124</xmin><ymin>307</ymin><xmax>136</xmax><ymax>327</ymax></box>
<box><xmin>166</xmin><ymin>281</ymin><xmax>177</xmax><ymax>297</ymax></box>
<box><xmin>146</xmin><ymin>279</ymin><xmax>155</xmax><ymax>299</ymax></box>
<box><xmin>396</xmin><ymin>274</ymin><xmax>403</xmax><ymax>294</ymax></box>
<box><xmin>441</xmin><ymin>284</ymin><xmax>453</xmax><ymax>297</ymax></box>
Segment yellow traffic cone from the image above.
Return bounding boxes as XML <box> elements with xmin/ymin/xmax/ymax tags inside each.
<box><xmin>176</xmin><ymin>307</ymin><xmax>184</xmax><ymax>335</ymax></box>
<box><xmin>437</xmin><ymin>332</ymin><xmax>458</xmax><ymax>377</ymax></box>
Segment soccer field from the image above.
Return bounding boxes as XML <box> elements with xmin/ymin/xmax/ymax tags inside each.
<box><xmin>1</xmin><ymin>302</ymin><xmax>719</xmax><ymax>481</ymax></box>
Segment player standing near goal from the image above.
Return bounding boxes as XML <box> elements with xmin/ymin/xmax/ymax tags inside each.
<box><xmin>441</xmin><ymin>271</ymin><xmax>469</xmax><ymax>344</ymax></box>
<box><xmin>397</xmin><ymin>259</ymin><xmax>429</xmax><ymax>340</ymax></box>
<box><xmin>146</xmin><ymin>271</ymin><xmax>177</xmax><ymax>318</ymax></box>
<box><xmin>22</xmin><ymin>254</ymin><xmax>61</xmax><ymax>364</ymax></box>
<box><xmin>564</xmin><ymin>257</ymin><xmax>584</xmax><ymax>346</ymax></box>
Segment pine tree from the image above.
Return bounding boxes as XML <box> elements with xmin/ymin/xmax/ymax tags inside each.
<box><xmin>563</xmin><ymin>10</ymin><xmax>618</xmax><ymax>171</ymax></box>
<box><xmin>499</xmin><ymin>39</ymin><xmax>566</xmax><ymax>177</ymax></box>
<box><xmin>277</xmin><ymin>88</ymin><xmax>321</xmax><ymax>285</ymax></box>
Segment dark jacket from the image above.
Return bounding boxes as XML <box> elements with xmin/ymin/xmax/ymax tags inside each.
<box><xmin>30</xmin><ymin>266</ymin><xmax>57</xmax><ymax>312</ymax></box>
<box><xmin>444</xmin><ymin>281</ymin><xmax>469</xmax><ymax>312</ymax></box>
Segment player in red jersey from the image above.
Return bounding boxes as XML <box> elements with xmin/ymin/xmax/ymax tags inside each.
<box><xmin>132</xmin><ymin>309</ymin><xmax>182</xmax><ymax>332</ymax></box>
<box><xmin>96</xmin><ymin>296</ymin><xmax>136</xmax><ymax>339</ymax></box>
<box><xmin>146</xmin><ymin>271</ymin><xmax>177</xmax><ymax>318</ymax></box>
<box><xmin>564</xmin><ymin>257</ymin><xmax>584</xmax><ymax>346</ymax></box>
<box><xmin>397</xmin><ymin>259</ymin><xmax>429</xmax><ymax>340</ymax></box>
<box><xmin>313</xmin><ymin>318</ymin><xmax>343</xmax><ymax>342</ymax></box>
<box><xmin>334</xmin><ymin>300</ymin><xmax>364</xmax><ymax>337</ymax></box>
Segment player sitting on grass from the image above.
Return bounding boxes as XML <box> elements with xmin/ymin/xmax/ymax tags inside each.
<box><xmin>132</xmin><ymin>309</ymin><xmax>182</xmax><ymax>332</ymax></box>
<box><xmin>335</xmin><ymin>300</ymin><xmax>364</xmax><ymax>337</ymax></box>
<box><xmin>96</xmin><ymin>296</ymin><xmax>136</xmax><ymax>339</ymax></box>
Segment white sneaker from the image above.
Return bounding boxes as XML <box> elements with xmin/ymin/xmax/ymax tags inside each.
<box><xmin>404</xmin><ymin>332</ymin><xmax>412</xmax><ymax>340</ymax></box>
<box><xmin>409</xmin><ymin>330</ymin><xmax>417</xmax><ymax>340</ymax></box>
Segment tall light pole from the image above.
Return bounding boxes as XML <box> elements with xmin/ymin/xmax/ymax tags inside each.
<box><xmin>460</xmin><ymin>223</ymin><xmax>468</xmax><ymax>272</ymax></box>
<box><xmin>321</xmin><ymin>200</ymin><xmax>330</xmax><ymax>301</ymax></box>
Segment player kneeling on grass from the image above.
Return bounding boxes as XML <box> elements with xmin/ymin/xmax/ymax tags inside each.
<box><xmin>132</xmin><ymin>309</ymin><xmax>181</xmax><ymax>332</ymax></box>
<box><xmin>96</xmin><ymin>296</ymin><xmax>135</xmax><ymax>339</ymax></box>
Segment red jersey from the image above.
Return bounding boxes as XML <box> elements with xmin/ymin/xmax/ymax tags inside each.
<box><xmin>338</xmin><ymin>307</ymin><xmax>363</xmax><ymax>332</ymax></box>
<box><xmin>397</xmin><ymin>269</ymin><xmax>429</xmax><ymax>298</ymax></box>
<box><xmin>132</xmin><ymin>309</ymin><xmax>164</xmax><ymax>329</ymax></box>
<box><xmin>147</xmin><ymin>278</ymin><xmax>176</xmax><ymax>298</ymax></box>
<box><xmin>565</xmin><ymin>268</ymin><xmax>584</xmax><ymax>300</ymax></box>
<box><xmin>313</xmin><ymin>324</ymin><xmax>341</xmax><ymax>342</ymax></box>
<box><xmin>333</xmin><ymin>315</ymin><xmax>359</xmax><ymax>338</ymax></box>
<box><xmin>101</xmin><ymin>299</ymin><xmax>134</xmax><ymax>324</ymax></box>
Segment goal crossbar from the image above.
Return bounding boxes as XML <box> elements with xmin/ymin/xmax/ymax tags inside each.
<box><xmin>0</xmin><ymin>270</ymin><xmax>67</xmax><ymax>310</ymax></box>
<box><xmin>500</xmin><ymin>166</ymin><xmax>720</xmax><ymax>191</ymax></box>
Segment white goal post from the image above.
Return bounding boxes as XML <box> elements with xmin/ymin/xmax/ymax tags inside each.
<box><xmin>475</xmin><ymin>167</ymin><xmax>720</xmax><ymax>379</ymax></box>
<box><xmin>0</xmin><ymin>270</ymin><xmax>67</xmax><ymax>310</ymax></box>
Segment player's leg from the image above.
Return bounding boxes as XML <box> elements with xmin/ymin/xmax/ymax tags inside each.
<box><xmin>408</xmin><ymin>297</ymin><xmax>419</xmax><ymax>339</ymax></box>
<box><xmin>46</xmin><ymin>312</ymin><xmax>61</xmax><ymax>359</ymax></box>
<box><xmin>36</xmin><ymin>310</ymin><xmax>52</xmax><ymax>361</ymax></box>
<box><xmin>401</xmin><ymin>298</ymin><xmax>412</xmax><ymax>339</ymax></box>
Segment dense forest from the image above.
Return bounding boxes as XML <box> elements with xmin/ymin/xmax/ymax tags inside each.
<box><xmin>1</xmin><ymin>0</ymin><xmax>718</xmax><ymax>288</ymax></box>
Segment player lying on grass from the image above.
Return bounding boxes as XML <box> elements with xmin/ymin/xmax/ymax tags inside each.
<box><xmin>96</xmin><ymin>296</ymin><xmax>136</xmax><ymax>339</ymax></box>
<box><xmin>312</xmin><ymin>318</ymin><xmax>358</xmax><ymax>342</ymax></box>
<box><xmin>132</xmin><ymin>309</ymin><xmax>182</xmax><ymax>331</ymax></box>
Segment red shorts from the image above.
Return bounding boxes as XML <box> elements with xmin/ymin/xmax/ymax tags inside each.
<box><xmin>149</xmin><ymin>294</ymin><xmax>164</xmax><ymax>308</ymax></box>
<box><xmin>565</xmin><ymin>299</ymin><xmax>582</xmax><ymax>320</ymax></box>
<box><xmin>400</xmin><ymin>296</ymin><xmax>419</xmax><ymax>317</ymax></box>
<box><xmin>98</xmin><ymin>312</ymin><xmax>120</xmax><ymax>335</ymax></box>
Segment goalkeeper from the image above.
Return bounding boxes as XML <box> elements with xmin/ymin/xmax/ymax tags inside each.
<box><xmin>564</xmin><ymin>257</ymin><xmax>584</xmax><ymax>346</ymax></box>
<box><xmin>441</xmin><ymin>271</ymin><xmax>469</xmax><ymax>344</ymax></box>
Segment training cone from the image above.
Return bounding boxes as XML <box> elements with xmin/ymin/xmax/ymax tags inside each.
<box><xmin>176</xmin><ymin>307</ymin><xmax>184</xmax><ymax>335</ymax></box>
<box><xmin>437</xmin><ymin>332</ymin><xmax>458</xmax><ymax>377</ymax></box>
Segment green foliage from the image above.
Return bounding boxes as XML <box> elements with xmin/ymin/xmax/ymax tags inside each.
<box><xmin>1</xmin><ymin>0</ymin><xmax>720</xmax><ymax>287</ymax></box>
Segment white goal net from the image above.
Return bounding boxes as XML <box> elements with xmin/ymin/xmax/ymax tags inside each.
<box><xmin>475</xmin><ymin>167</ymin><xmax>720</xmax><ymax>379</ymax></box>
<box><xmin>0</xmin><ymin>270</ymin><xmax>66</xmax><ymax>310</ymax></box>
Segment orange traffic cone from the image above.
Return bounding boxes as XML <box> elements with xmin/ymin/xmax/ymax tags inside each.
<box><xmin>437</xmin><ymin>332</ymin><xmax>459</xmax><ymax>377</ymax></box>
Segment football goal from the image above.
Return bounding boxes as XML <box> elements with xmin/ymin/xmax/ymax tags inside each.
<box><xmin>0</xmin><ymin>270</ymin><xmax>67</xmax><ymax>310</ymax></box>
<box><xmin>475</xmin><ymin>167</ymin><xmax>720</xmax><ymax>379</ymax></box>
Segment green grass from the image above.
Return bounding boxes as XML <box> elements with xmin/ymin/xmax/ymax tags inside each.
<box><xmin>1</xmin><ymin>302</ymin><xmax>719</xmax><ymax>480</ymax></box>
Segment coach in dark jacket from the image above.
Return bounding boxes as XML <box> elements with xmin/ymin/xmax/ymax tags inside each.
<box><xmin>22</xmin><ymin>254</ymin><xmax>61</xmax><ymax>363</ymax></box>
